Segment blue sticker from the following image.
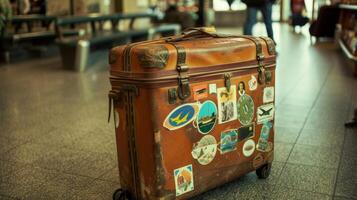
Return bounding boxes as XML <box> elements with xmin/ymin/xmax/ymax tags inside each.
<box><xmin>257</xmin><ymin>121</ymin><xmax>273</xmax><ymax>152</ymax></box>
<box><xmin>220</xmin><ymin>129</ymin><xmax>238</xmax><ymax>154</ymax></box>
<box><xmin>196</xmin><ymin>100</ymin><xmax>217</xmax><ymax>134</ymax></box>
<box><xmin>163</xmin><ymin>103</ymin><xmax>200</xmax><ymax>130</ymax></box>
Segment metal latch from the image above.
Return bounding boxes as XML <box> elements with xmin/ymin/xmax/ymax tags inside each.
<box><xmin>108</xmin><ymin>89</ymin><xmax>121</xmax><ymax>123</ymax></box>
<box><xmin>177</xmin><ymin>65</ymin><xmax>191</xmax><ymax>100</ymax></box>
<box><xmin>257</xmin><ymin>54</ymin><xmax>266</xmax><ymax>85</ymax></box>
<box><xmin>168</xmin><ymin>88</ymin><xmax>177</xmax><ymax>104</ymax></box>
<box><xmin>224</xmin><ymin>73</ymin><xmax>231</xmax><ymax>92</ymax></box>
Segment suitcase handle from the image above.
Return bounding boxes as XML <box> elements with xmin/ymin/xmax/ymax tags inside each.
<box><xmin>167</xmin><ymin>27</ymin><xmax>222</xmax><ymax>42</ymax></box>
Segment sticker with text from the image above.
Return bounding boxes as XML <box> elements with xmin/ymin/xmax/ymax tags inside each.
<box><xmin>191</xmin><ymin>135</ymin><xmax>217</xmax><ymax>165</ymax></box>
<box><xmin>257</xmin><ymin>103</ymin><xmax>275</xmax><ymax>124</ymax></box>
<box><xmin>174</xmin><ymin>164</ymin><xmax>194</xmax><ymax>196</ymax></box>
<box><xmin>163</xmin><ymin>103</ymin><xmax>200</xmax><ymax>131</ymax></box>
<box><xmin>217</xmin><ymin>86</ymin><xmax>238</xmax><ymax>124</ymax></box>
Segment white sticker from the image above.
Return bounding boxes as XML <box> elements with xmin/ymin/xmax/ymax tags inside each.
<box><xmin>242</xmin><ymin>139</ymin><xmax>255</xmax><ymax>157</ymax></box>
<box><xmin>191</xmin><ymin>135</ymin><xmax>217</xmax><ymax>165</ymax></box>
<box><xmin>217</xmin><ymin>86</ymin><xmax>238</xmax><ymax>124</ymax></box>
<box><xmin>248</xmin><ymin>75</ymin><xmax>258</xmax><ymax>91</ymax></box>
<box><xmin>209</xmin><ymin>84</ymin><xmax>217</xmax><ymax>94</ymax></box>
<box><xmin>263</xmin><ymin>87</ymin><xmax>274</xmax><ymax>103</ymax></box>
<box><xmin>174</xmin><ymin>164</ymin><xmax>194</xmax><ymax>196</ymax></box>
<box><xmin>257</xmin><ymin>103</ymin><xmax>275</xmax><ymax>124</ymax></box>
<box><xmin>114</xmin><ymin>110</ymin><xmax>120</xmax><ymax>128</ymax></box>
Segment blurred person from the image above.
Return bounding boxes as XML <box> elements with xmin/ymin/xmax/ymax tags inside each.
<box><xmin>0</xmin><ymin>0</ymin><xmax>12</xmax><ymax>36</ymax></box>
<box><xmin>242</xmin><ymin>0</ymin><xmax>275</xmax><ymax>41</ymax></box>
<box><xmin>14</xmin><ymin>0</ymin><xmax>30</xmax><ymax>14</ymax></box>
<box><xmin>163</xmin><ymin>4</ymin><xmax>195</xmax><ymax>30</ymax></box>
<box><xmin>29</xmin><ymin>0</ymin><xmax>46</xmax><ymax>14</ymax></box>
<box><xmin>290</xmin><ymin>0</ymin><xmax>309</xmax><ymax>29</ymax></box>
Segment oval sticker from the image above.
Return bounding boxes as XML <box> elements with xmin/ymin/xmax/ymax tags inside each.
<box><xmin>163</xmin><ymin>103</ymin><xmax>200</xmax><ymax>131</ymax></box>
<box><xmin>196</xmin><ymin>100</ymin><xmax>217</xmax><ymax>134</ymax></box>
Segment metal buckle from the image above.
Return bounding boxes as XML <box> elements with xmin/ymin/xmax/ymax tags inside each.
<box><xmin>177</xmin><ymin>65</ymin><xmax>191</xmax><ymax>100</ymax></box>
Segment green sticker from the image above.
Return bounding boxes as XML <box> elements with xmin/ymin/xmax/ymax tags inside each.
<box><xmin>237</xmin><ymin>94</ymin><xmax>255</xmax><ymax>126</ymax></box>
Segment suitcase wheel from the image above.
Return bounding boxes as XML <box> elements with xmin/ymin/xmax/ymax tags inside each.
<box><xmin>113</xmin><ymin>188</ymin><xmax>131</xmax><ymax>200</ymax></box>
<box><xmin>256</xmin><ymin>163</ymin><xmax>272</xmax><ymax>179</ymax></box>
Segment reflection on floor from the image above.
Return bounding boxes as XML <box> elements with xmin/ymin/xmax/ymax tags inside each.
<box><xmin>0</xmin><ymin>24</ymin><xmax>356</xmax><ymax>200</ymax></box>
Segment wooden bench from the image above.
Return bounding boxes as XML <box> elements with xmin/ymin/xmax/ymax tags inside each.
<box><xmin>55</xmin><ymin>13</ymin><xmax>180</xmax><ymax>71</ymax></box>
<box><xmin>0</xmin><ymin>15</ymin><xmax>69</xmax><ymax>63</ymax></box>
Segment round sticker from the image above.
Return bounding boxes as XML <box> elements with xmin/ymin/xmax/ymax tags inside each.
<box><xmin>196</xmin><ymin>100</ymin><xmax>217</xmax><ymax>134</ymax></box>
<box><xmin>237</xmin><ymin>94</ymin><xmax>254</xmax><ymax>126</ymax></box>
<box><xmin>242</xmin><ymin>139</ymin><xmax>255</xmax><ymax>157</ymax></box>
<box><xmin>191</xmin><ymin>135</ymin><xmax>217</xmax><ymax>165</ymax></box>
<box><xmin>114</xmin><ymin>110</ymin><xmax>119</xmax><ymax>128</ymax></box>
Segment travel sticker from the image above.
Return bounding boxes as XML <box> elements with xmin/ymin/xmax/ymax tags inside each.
<box><xmin>238</xmin><ymin>124</ymin><xmax>255</xmax><ymax>141</ymax></box>
<box><xmin>192</xmin><ymin>85</ymin><xmax>208</xmax><ymax>101</ymax></box>
<box><xmin>163</xmin><ymin>103</ymin><xmax>200</xmax><ymax>130</ymax></box>
<box><xmin>237</xmin><ymin>94</ymin><xmax>255</xmax><ymax>126</ymax></box>
<box><xmin>217</xmin><ymin>86</ymin><xmax>238</xmax><ymax>124</ymax></box>
<box><xmin>238</xmin><ymin>81</ymin><xmax>246</xmax><ymax>96</ymax></box>
<box><xmin>209</xmin><ymin>83</ymin><xmax>217</xmax><ymax>94</ymax></box>
<box><xmin>114</xmin><ymin>110</ymin><xmax>120</xmax><ymax>128</ymax></box>
<box><xmin>191</xmin><ymin>135</ymin><xmax>217</xmax><ymax>165</ymax></box>
<box><xmin>243</xmin><ymin>139</ymin><xmax>255</xmax><ymax>157</ymax></box>
<box><xmin>195</xmin><ymin>100</ymin><xmax>217</xmax><ymax>134</ymax></box>
<box><xmin>263</xmin><ymin>87</ymin><xmax>274</xmax><ymax>103</ymax></box>
<box><xmin>248</xmin><ymin>75</ymin><xmax>258</xmax><ymax>91</ymax></box>
<box><xmin>257</xmin><ymin>121</ymin><xmax>273</xmax><ymax>152</ymax></box>
<box><xmin>252</xmin><ymin>153</ymin><xmax>264</xmax><ymax>168</ymax></box>
<box><xmin>174</xmin><ymin>164</ymin><xmax>194</xmax><ymax>196</ymax></box>
<box><xmin>220</xmin><ymin>129</ymin><xmax>238</xmax><ymax>154</ymax></box>
<box><xmin>257</xmin><ymin>103</ymin><xmax>275</xmax><ymax>124</ymax></box>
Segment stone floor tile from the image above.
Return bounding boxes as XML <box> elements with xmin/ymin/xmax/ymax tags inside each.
<box><xmin>277</xmin><ymin>163</ymin><xmax>337</xmax><ymax>195</ymax></box>
<box><xmin>274</xmin><ymin>126</ymin><xmax>300</xmax><ymax>143</ymax></box>
<box><xmin>272</xmin><ymin>187</ymin><xmax>332</xmax><ymax>200</ymax></box>
<box><xmin>287</xmin><ymin>144</ymin><xmax>341</xmax><ymax>169</ymax></box>
<box><xmin>274</xmin><ymin>142</ymin><xmax>294</xmax><ymax>162</ymax></box>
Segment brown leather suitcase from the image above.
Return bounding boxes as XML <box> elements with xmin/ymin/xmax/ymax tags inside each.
<box><xmin>108</xmin><ymin>28</ymin><xmax>276</xmax><ymax>200</ymax></box>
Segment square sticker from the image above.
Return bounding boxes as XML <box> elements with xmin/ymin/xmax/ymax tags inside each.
<box><xmin>174</xmin><ymin>164</ymin><xmax>194</xmax><ymax>196</ymax></box>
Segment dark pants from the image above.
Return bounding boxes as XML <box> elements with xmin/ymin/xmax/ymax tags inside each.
<box><xmin>243</xmin><ymin>3</ymin><xmax>274</xmax><ymax>41</ymax></box>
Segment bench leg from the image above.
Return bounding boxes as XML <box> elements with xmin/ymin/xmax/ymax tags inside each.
<box><xmin>3</xmin><ymin>51</ymin><xmax>10</xmax><ymax>64</ymax></box>
<box><xmin>75</xmin><ymin>40</ymin><xmax>90</xmax><ymax>72</ymax></box>
<box><xmin>59</xmin><ymin>41</ymin><xmax>89</xmax><ymax>72</ymax></box>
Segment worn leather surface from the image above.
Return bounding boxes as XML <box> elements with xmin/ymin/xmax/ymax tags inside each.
<box><xmin>110</xmin><ymin>31</ymin><xmax>276</xmax><ymax>200</ymax></box>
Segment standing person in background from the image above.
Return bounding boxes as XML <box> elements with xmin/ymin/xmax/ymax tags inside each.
<box><xmin>242</xmin><ymin>0</ymin><xmax>275</xmax><ymax>41</ymax></box>
<box><xmin>290</xmin><ymin>0</ymin><xmax>309</xmax><ymax>30</ymax></box>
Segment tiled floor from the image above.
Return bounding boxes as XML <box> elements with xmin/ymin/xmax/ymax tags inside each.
<box><xmin>0</xmin><ymin>24</ymin><xmax>356</xmax><ymax>200</ymax></box>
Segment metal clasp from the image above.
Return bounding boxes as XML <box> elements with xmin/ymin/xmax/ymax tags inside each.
<box><xmin>257</xmin><ymin>54</ymin><xmax>266</xmax><ymax>85</ymax></box>
<box><xmin>177</xmin><ymin>65</ymin><xmax>191</xmax><ymax>100</ymax></box>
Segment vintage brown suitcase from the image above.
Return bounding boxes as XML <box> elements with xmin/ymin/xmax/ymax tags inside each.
<box><xmin>108</xmin><ymin>27</ymin><xmax>276</xmax><ymax>200</ymax></box>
